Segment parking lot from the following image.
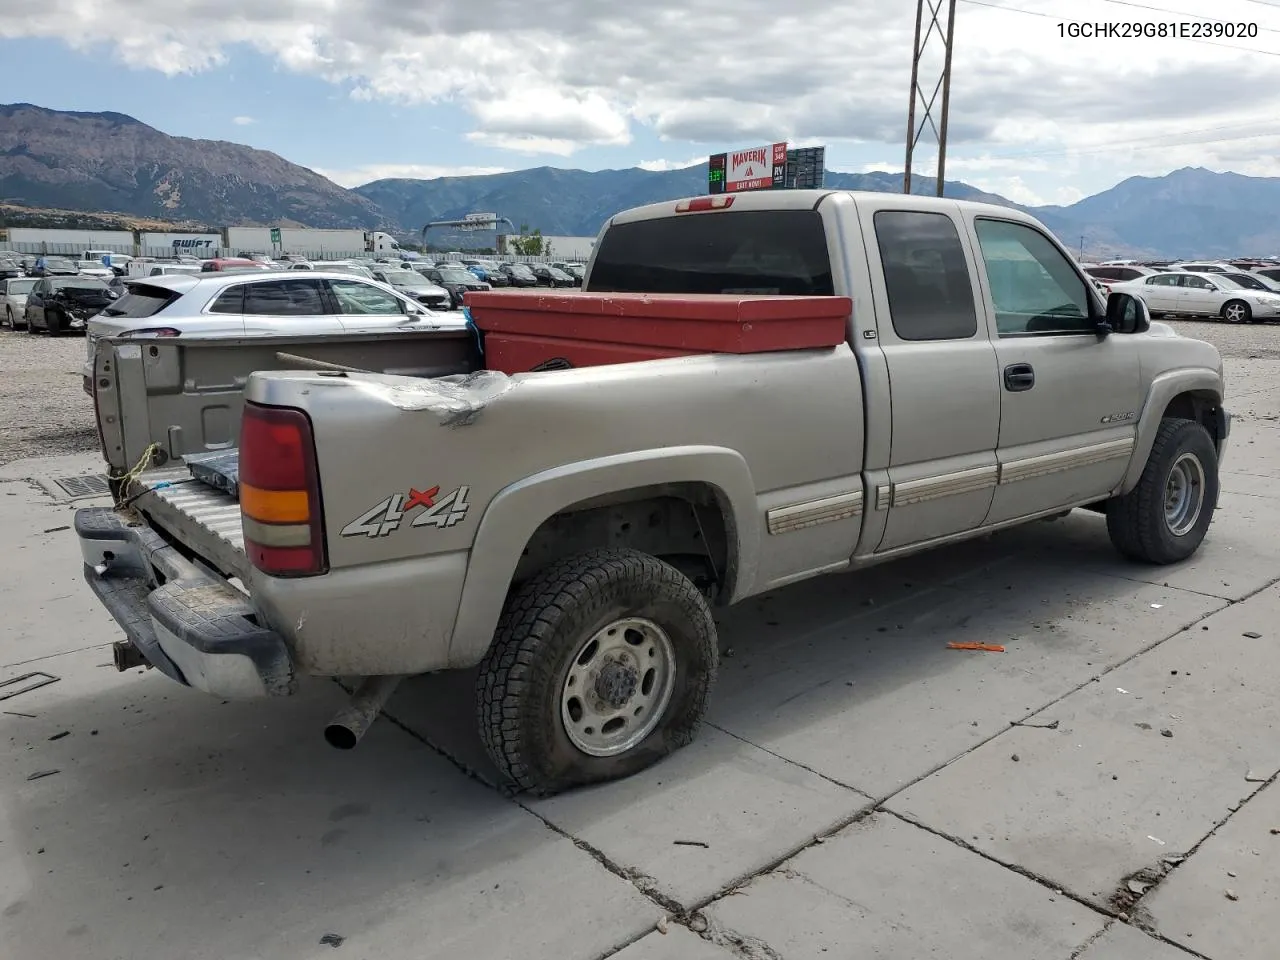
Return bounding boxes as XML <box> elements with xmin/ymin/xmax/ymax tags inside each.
<box><xmin>2</xmin><ymin>318</ymin><xmax>1279</xmax><ymax>959</ymax></box>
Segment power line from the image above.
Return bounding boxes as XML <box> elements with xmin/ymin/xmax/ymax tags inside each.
<box><xmin>957</xmin><ymin>0</ymin><xmax>1280</xmax><ymax>56</ymax></box>
<box><xmin>1097</xmin><ymin>0</ymin><xmax>1280</xmax><ymax>33</ymax></box>
<box><xmin>950</xmin><ymin>120</ymin><xmax>1280</xmax><ymax>161</ymax></box>
<box><xmin>922</xmin><ymin>128</ymin><xmax>1280</xmax><ymax>169</ymax></box>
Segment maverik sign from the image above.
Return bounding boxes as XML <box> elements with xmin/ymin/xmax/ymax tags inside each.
<box><xmin>721</xmin><ymin>142</ymin><xmax>788</xmax><ymax>192</ymax></box>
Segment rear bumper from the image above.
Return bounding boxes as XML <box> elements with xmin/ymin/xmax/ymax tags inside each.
<box><xmin>76</xmin><ymin>506</ymin><xmax>294</xmax><ymax>699</ymax></box>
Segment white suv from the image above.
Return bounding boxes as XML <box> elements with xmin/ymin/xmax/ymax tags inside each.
<box><xmin>83</xmin><ymin>270</ymin><xmax>463</xmax><ymax>392</ymax></box>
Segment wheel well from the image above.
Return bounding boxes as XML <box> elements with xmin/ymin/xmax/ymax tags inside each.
<box><xmin>1162</xmin><ymin>391</ymin><xmax>1223</xmax><ymax>445</ymax></box>
<box><xmin>512</xmin><ymin>483</ymin><xmax>733</xmax><ymax>603</ymax></box>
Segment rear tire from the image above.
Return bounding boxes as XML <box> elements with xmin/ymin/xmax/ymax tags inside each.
<box><xmin>1106</xmin><ymin>418</ymin><xmax>1218</xmax><ymax>564</ymax></box>
<box><xmin>477</xmin><ymin>547</ymin><xmax>718</xmax><ymax>796</ymax></box>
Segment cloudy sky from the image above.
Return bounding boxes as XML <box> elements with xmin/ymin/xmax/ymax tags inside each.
<box><xmin>2</xmin><ymin>0</ymin><xmax>1279</xmax><ymax>205</ymax></box>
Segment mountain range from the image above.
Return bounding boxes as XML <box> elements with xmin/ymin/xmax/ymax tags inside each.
<box><xmin>1</xmin><ymin>102</ymin><xmax>1278</xmax><ymax>258</ymax></box>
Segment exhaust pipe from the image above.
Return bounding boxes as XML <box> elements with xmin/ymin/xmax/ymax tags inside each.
<box><xmin>324</xmin><ymin>675</ymin><xmax>405</xmax><ymax>750</ymax></box>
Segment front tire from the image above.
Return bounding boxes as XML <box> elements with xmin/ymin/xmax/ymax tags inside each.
<box><xmin>477</xmin><ymin>547</ymin><xmax>718</xmax><ymax>795</ymax></box>
<box><xmin>1222</xmin><ymin>299</ymin><xmax>1251</xmax><ymax>324</ymax></box>
<box><xmin>1106</xmin><ymin>418</ymin><xmax>1218</xmax><ymax>564</ymax></box>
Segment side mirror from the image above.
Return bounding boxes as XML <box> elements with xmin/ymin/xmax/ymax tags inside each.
<box><xmin>1106</xmin><ymin>291</ymin><xmax>1151</xmax><ymax>335</ymax></box>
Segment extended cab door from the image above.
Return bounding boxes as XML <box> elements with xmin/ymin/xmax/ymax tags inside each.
<box><xmin>856</xmin><ymin>201</ymin><xmax>1001</xmax><ymax>553</ymax></box>
<box><xmin>966</xmin><ymin>216</ymin><xmax>1143</xmax><ymax>524</ymax></box>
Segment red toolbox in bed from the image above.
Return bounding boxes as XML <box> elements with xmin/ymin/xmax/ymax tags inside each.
<box><xmin>465</xmin><ymin>292</ymin><xmax>851</xmax><ymax>374</ymax></box>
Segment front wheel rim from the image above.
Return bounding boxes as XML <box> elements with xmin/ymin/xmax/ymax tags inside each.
<box><xmin>1225</xmin><ymin>303</ymin><xmax>1246</xmax><ymax>323</ymax></box>
<box><xmin>1165</xmin><ymin>452</ymin><xmax>1206</xmax><ymax>537</ymax></box>
<box><xmin>560</xmin><ymin>617</ymin><xmax>676</xmax><ymax>758</ymax></box>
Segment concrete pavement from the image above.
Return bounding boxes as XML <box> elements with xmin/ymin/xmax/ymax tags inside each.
<box><xmin>1</xmin><ymin>356</ymin><xmax>1278</xmax><ymax>960</ymax></box>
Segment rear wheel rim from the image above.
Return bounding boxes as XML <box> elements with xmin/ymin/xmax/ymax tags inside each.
<box><xmin>560</xmin><ymin>617</ymin><xmax>676</xmax><ymax>758</ymax></box>
<box><xmin>1165</xmin><ymin>452</ymin><xmax>1206</xmax><ymax>537</ymax></box>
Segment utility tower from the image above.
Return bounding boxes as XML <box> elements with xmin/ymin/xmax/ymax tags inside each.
<box><xmin>903</xmin><ymin>0</ymin><xmax>958</xmax><ymax>197</ymax></box>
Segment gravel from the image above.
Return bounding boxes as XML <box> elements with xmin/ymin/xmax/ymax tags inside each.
<box><xmin>0</xmin><ymin>316</ymin><xmax>1276</xmax><ymax>466</ymax></box>
<box><xmin>0</xmin><ymin>328</ymin><xmax>97</xmax><ymax>465</ymax></box>
<box><xmin>1162</xmin><ymin>318</ymin><xmax>1280</xmax><ymax>360</ymax></box>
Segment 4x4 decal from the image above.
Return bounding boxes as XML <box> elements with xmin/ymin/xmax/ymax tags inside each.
<box><xmin>340</xmin><ymin>485</ymin><xmax>471</xmax><ymax>538</ymax></box>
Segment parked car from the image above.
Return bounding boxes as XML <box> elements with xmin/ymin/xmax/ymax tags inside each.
<box><xmin>77</xmin><ymin>189</ymin><xmax>1227</xmax><ymax>796</ymax></box>
<box><xmin>1253</xmin><ymin>267</ymin><xmax>1280</xmax><ymax>285</ymax></box>
<box><xmin>76</xmin><ymin>260</ymin><xmax>116</xmax><ymax>280</ymax></box>
<box><xmin>1109</xmin><ymin>271</ymin><xmax>1280</xmax><ymax>322</ymax></box>
<box><xmin>24</xmin><ymin>276</ymin><xmax>117</xmax><ymax>334</ymax></box>
<box><xmin>0</xmin><ymin>276</ymin><xmax>36</xmax><ymax>329</ymax></box>
<box><xmin>312</xmin><ymin>261</ymin><xmax>376</xmax><ymax>279</ymax></box>
<box><xmin>478</xmin><ymin>262</ymin><xmax>510</xmax><ymax>287</ymax></box>
<box><xmin>201</xmin><ymin>258</ymin><xmax>271</xmax><ymax>273</ymax></box>
<box><xmin>419</xmin><ymin>264</ymin><xmax>490</xmax><ymax>307</ymax></box>
<box><xmin>530</xmin><ymin>264</ymin><xmax>577</xmax><ymax>288</ymax></box>
<box><xmin>0</xmin><ymin>258</ymin><xmax>23</xmax><ymax>280</ymax></box>
<box><xmin>1170</xmin><ymin>261</ymin><xmax>1234</xmax><ymax>273</ymax></box>
<box><xmin>499</xmin><ymin>262</ymin><xmax>538</xmax><ymax>287</ymax></box>
<box><xmin>1082</xmin><ymin>264</ymin><xmax>1156</xmax><ymax>284</ymax></box>
<box><xmin>370</xmin><ymin>267</ymin><xmax>451</xmax><ymax>310</ymax></box>
<box><xmin>1219</xmin><ymin>271</ymin><xmax>1280</xmax><ymax>294</ymax></box>
<box><xmin>551</xmin><ymin>262</ymin><xmax>586</xmax><ymax>285</ymax></box>
<box><xmin>30</xmin><ymin>257</ymin><xmax>80</xmax><ymax>277</ymax></box>
<box><xmin>146</xmin><ymin>263</ymin><xmax>203</xmax><ymax>277</ymax></box>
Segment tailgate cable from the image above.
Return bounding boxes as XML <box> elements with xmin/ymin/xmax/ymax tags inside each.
<box><xmin>112</xmin><ymin>440</ymin><xmax>198</xmax><ymax>510</ymax></box>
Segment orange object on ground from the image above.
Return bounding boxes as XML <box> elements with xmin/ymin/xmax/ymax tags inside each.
<box><xmin>465</xmin><ymin>291</ymin><xmax>851</xmax><ymax>374</ymax></box>
<box><xmin>947</xmin><ymin>642</ymin><xmax>1006</xmax><ymax>652</ymax></box>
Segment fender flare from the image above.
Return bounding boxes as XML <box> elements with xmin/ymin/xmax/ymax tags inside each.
<box><xmin>1120</xmin><ymin>367</ymin><xmax>1223</xmax><ymax>494</ymax></box>
<box><xmin>446</xmin><ymin>445</ymin><xmax>758</xmax><ymax>667</ymax></box>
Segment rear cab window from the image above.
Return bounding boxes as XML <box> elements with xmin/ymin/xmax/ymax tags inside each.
<box><xmin>872</xmin><ymin>210</ymin><xmax>977</xmax><ymax>341</ymax></box>
<box><xmin>587</xmin><ymin>210</ymin><xmax>834</xmax><ymax>295</ymax></box>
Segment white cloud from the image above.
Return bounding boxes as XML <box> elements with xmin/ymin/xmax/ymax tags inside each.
<box><xmin>3</xmin><ymin>0</ymin><xmax>1279</xmax><ymax>193</ymax></box>
<box><xmin>637</xmin><ymin>155</ymin><xmax>705</xmax><ymax>172</ymax></box>
<box><xmin>231</xmin><ymin>115</ymin><xmax>255</xmax><ymax>125</ymax></box>
<box><xmin>314</xmin><ymin>163</ymin><xmax>512</xmax><ymax>187</ymax></box>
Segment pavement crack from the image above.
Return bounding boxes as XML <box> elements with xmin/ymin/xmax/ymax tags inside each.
<box><xmin>882</xmin><ymin>808</ymin><xmax>1112</xmax><ymax>919</ymax></box>
<box><xmin>696</xmin><ymin>913</ymin><xmax>785</xmax><ymax>960</ymax></box>
<box><xmin>707</xmin><ymin>722</ymin><xmax>874</xmax><ymax>799</ymax></box>
<box><xmin>1067</xmin><ymin>922</ymin><xmax>1113</xmax><ymax>960</ymax></box>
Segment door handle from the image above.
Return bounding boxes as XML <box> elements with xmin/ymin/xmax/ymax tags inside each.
<box><xmin>1004</xmin><ymin>363</ymin><xmax>1035</xmax><ymax>392</ymax></box>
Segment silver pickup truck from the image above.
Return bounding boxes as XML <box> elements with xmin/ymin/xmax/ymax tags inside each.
<box><xmin>76</xmin><ymin>189</ymin><xmax>1229</xmax><ymax>795</ymax></box>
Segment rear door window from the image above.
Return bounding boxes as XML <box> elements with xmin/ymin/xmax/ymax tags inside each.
<box><xmin>242</xmin><ymin>278</ymin><xmax>327</xmax><ymax>316</ymax></box>
<box><xmin>588</xmin><ymin>210</ymin><xmax>834</xmax><ymax>295</ymax></box>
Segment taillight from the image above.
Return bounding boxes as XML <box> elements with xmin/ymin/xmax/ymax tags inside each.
<box><xmin>118</xmin><ymin>327</ymin><xmax>181</xmax><ymax>338</ymax></box>
<box><xmin>239</xmin><ymin>402</ymin><xmax>327</xmax><ymax>577</ymax></box>
<box><xmin>675</xmin><ymin>196</ymin><xmax>735</xmax><ymax>213</ymax></box>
